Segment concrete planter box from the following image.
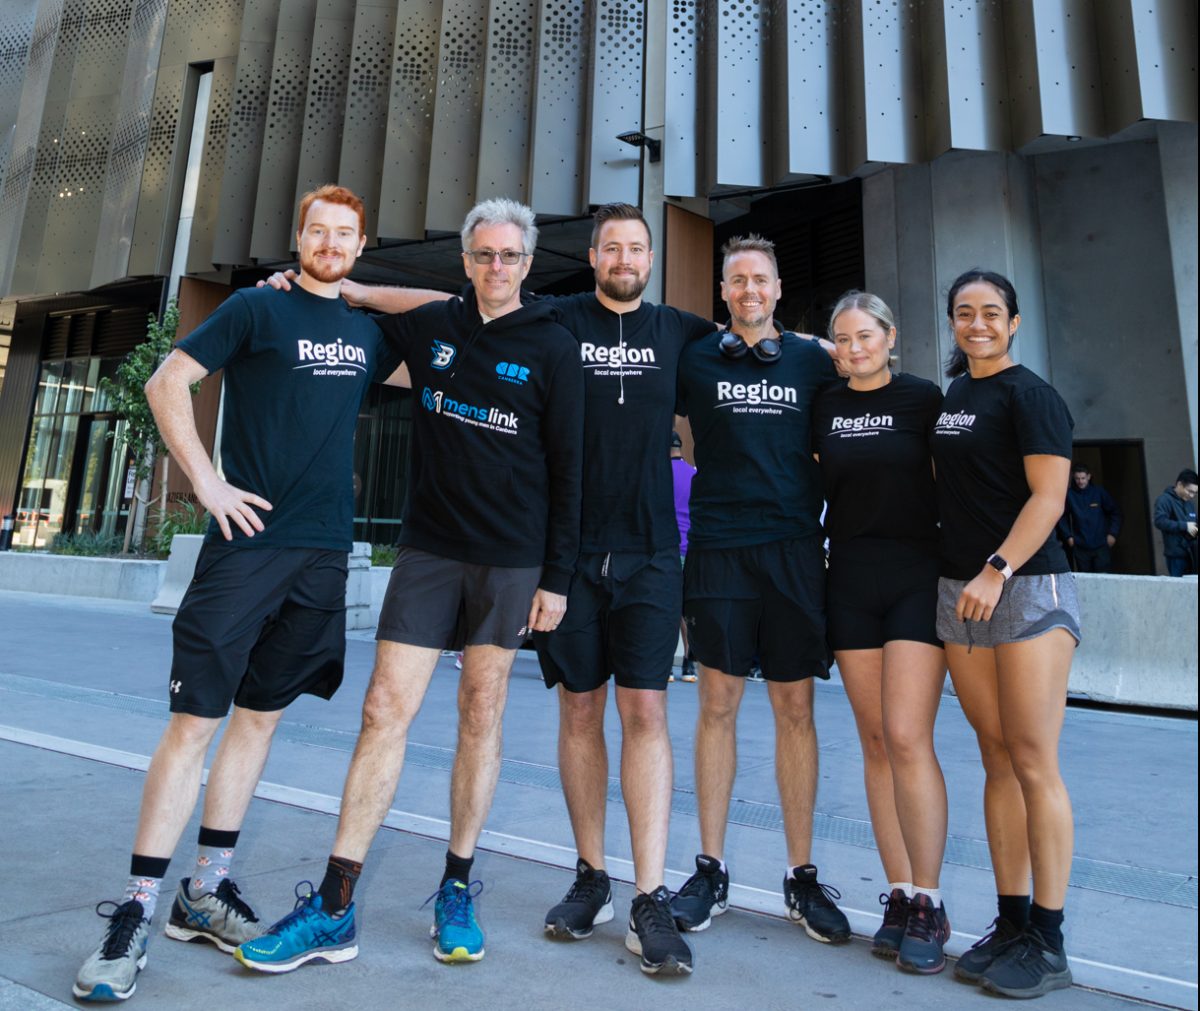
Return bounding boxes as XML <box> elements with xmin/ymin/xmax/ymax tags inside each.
<box><xmin>0</xmin><ymin>550</ymin><xmax>165</xmax><ymax>602</ymax></box>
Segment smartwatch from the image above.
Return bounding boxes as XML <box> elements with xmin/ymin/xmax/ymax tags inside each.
<box><xmin>986</xmin><ymin>554</ymin><xmax>1013</xmax><ymax>581</ymax></box>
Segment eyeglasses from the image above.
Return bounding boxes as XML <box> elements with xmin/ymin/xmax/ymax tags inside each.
<box><xmin>467</xmin><ymin>248</ymin><xmax>529</xmax><ymax>265</ymax></box>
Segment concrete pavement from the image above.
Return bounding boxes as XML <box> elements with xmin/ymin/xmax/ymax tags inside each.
<box><xmin>0</xmin><ymin>589</ymin><xmax>1195</xmax><ymax>1009</ymax></box>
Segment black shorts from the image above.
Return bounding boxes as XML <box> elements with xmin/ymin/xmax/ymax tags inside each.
<box><xmin>535</xmin><ymin>549</ymin><xmax>682</xmax><ymax>693</ymax></box>
<box><xmin>825</xmin><ymin>539</ymin><xmax>941</xmax><ymax>651</ymax></box>
<box><xmin>683</xmin><ymin>537</ymin><xmax>830</xmax><ymax>682</ymax></box>
<box><xmin>169</xmin><ymin>543</ymin><xmax>349</xmax><ymax>718</ymax></box>
<box><xmin>376</xmin><ymin>546</ymin><xmax>541</xmax><ymax>650</ymax></box>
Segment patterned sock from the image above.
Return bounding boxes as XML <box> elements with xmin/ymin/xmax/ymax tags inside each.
<box><xmin>318</xmin><ymin>855</ymin><xmax>363</xmax><ymax>916</ymax></box>
<box><xmin>190</xmin><ymin>827</ymin><xmax>239</xmax><ymax>895</ymax></box>
<box><xmin>998</xmin><ymin>893</ymin><xmax>1031</xmax><ymax>928</ymax></box>
<box><xmin>124</xmin><ymin>854</ymin><xmax>171</xmax><ymax>920</ymax></box>
<box><xmin>442</xmin><ymin>850</ymin><xmax>474</xmax><ymax>887</ymax></box>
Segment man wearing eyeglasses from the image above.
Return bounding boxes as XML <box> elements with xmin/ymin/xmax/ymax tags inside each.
<box><xmin>237</xmin><ymin>198</ymin><xmax>583</xmax><ymax>972</ymax></box>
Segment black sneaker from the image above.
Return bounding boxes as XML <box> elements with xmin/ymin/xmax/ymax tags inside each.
<box><xmin>669</xmin><ymin>854</ymin><xmax>728</xmax><ymax>932</ymax></box>
<box><xmin>897</xmin><ymin>892</ymin><xmax>951</xmax><ymax>974</ymax></box>
<box><xmin>625</xmin><ymin>886</ymin><xmax>694</xmax><ymax>975</ymax></box>
<box><xmin>871</xmin><ymin>889</ymin><xmax>909</xmax><ymax>958</ymax></box>
<box><xmin>979</xmin><ymin>926</ymin><xmax>1072</xmax><ymax>998</ymax></box>
<box><xmin>783</xmin><ymin>865</ymin><xmax>850</xmax><ymax>943</ymax></box>
<box><xmin>544</xmin><ymin>859</ymin><xmax>614</xmax><ymax>939</ymax></box>
<box><xmin>953</xmin><ymin>915</ymin><xmax>1023</xmax><ymax>982</ymax></box>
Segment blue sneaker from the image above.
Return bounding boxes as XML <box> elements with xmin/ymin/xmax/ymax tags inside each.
<box><xmin>425</xmin><ymin>879</ymin><xmax>485</xmax><ymax>963</ymax></box>
<box><xmin>234</xmin><ymin>883</ymin><xmax>357</xmax><ymax>973</ymax></box>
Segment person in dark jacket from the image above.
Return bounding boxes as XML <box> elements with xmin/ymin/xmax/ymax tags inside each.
<box><xmin>1057</xmin><ymin>463</ymin><xmax>1122</xmax><ymax>572</ymax></box>
<box><xmin>1153</xmin><ymin>469</ymin><xmax>1198</xmax><ymax>576</ymax></box>
<box><xmin>238</xmin><ymin>198</ymin><xmax>584</xmax><ymax>972</ymax></box>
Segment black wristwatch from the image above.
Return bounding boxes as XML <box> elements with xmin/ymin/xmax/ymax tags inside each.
<box><xmin>986</xmin><ymin>554</ymin><xmax>1013</xmax><ymax>581</ymax></box>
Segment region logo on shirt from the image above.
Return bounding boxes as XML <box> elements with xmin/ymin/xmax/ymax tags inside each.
<box><xmin>431</xmin><ymin>340</ymin><xmax>456</xmax><ymax>370</ymax></box>
<box><xmin>580</xmin><ymin>342</ymin><xmax>660</xmax><ymax>377</ymax></box>
<box><xmin>934</xmin><ymin>410</ymin><xmax>976</xmax><ymax>435</ymax></box>
<box><xmin>715</xmin><ymin>379</ymin><xmax>799</xmax><ymax>415</ymax></box>
<box><xmin>496</xmin><ymin>361</ymin><xmax>530</xmax><ymax>385</ymax></box>
<box><xmin>421</xmin><ymin>387</ymin><xmax>519</xmax><ymax>435</ymax></box>
<box><xmin>294</xmin><ymin>338</ymin><xmax>368</xmax><ymax>376</ymax></box>
<box><xmin>829</xmin><ymin>413</ymin><xmax>894</xmax><ymax>438</ymax></box>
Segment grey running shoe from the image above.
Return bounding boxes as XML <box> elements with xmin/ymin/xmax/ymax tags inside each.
<box><xmin>897</xmin><ymin>892</ymin><xmax>951</xmax><ymax>974</ymax></box>
<box><xmin>979</xmin><ymin>926</ymin><xmax>1072</xmax><ymax>998</ymax></box>
<box><xmin>165</xmin><ymin>877</ymin><xmax>262</xmax><ymax>953</ymax></box>
<box><xmin>871</xmin><ymin>889</ymin><xmax>910</xmax><ymax>958</ymax></box>
<box><xmin>669</xmin><ymin>854</ymin><xmax>729</xmax><ymax>932</ymax></box>
<box><xmin>544</xmin><ymin>859</ymin><xmax>614</xmax><ymax>939</ymax></box>
<box><xmin>953</xmin><ymin>915</ymin><xmax>1022</xmax><ymax>982</ymax></box>
<box><xmin>626</xmin><ymin>886</ymin><xmax>694</xmax><ymax>975</ymax></box>
<box><xmin>784</xmin><ymin>865</ymin><xmax>851</xmax><ymax>943</ymax></box>
<box><xmin>73</xmin><ymin>899</ymin><xmax>150</xmax><ymax>1002</ymax></box>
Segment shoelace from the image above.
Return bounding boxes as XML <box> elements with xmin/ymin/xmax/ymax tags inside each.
<box><xmin>423</xmin><ymin>880</ymin><xmax>484</xmax><ymax>928</ymax></box>
<box><xmin>215</xmin><ymin>879</ymin><xmax>259</xmax><ymax>923</ymax></box>
<box><xmin>269</xmin><ymin>881</ymin><xmax>321</xmax><ymax>935</ymax></box>
<box><xmin>564</xmin><ymin>872</ymin><xmax>608</xmax><ymax>907</ymax></box>
<box><xmin>794</xmin><ymin>878</ymin><xmax>842</xmax><ymax>910</ymax></box>
<box><xmin>631</xmin><ymin>892</ymin><xmax>678</xmax><ymax>938</ymax></box>
<box><xmin>966</xmin><ymin>916</ymin><xmax>1018</xmax><ymax>955</ymax></box>
<box><xmin>94</xmin><ymin>901</ymin><xmax>144</xmax><ymax>961</ymax></box>
<box><xmin>878</xmin><ymin>891</ymin><xmax>907</xmax><ymax>928</ymax></box>
<box><xmin>905</xmin><ymin>902</ymin><xmax>941</xmax><ymax>942</ymax></box>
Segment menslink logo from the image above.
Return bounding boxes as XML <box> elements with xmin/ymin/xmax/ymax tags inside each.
<box><xmin>421</xmin><ymin>387</ymin><xmax>519</xmax><ymax>435</ymax></box>
<box><xmin>431</xmin><ymin>340</ymin><xmax>456</xmax><ymax>370</ymax></box>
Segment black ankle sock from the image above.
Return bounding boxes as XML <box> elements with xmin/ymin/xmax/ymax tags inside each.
<box><xmin>1029</xmin><ymin>903</ymin><xmax>1065</xmax><ymax>952</ymax></box>
<box><xmin>442</xmin><ymin>850</ymin><xmax>474</xmax><ymax>887</ymax></box>
<box><xmin>317</xmin><ymin>856</ymin><xmax>363</xmax><ymax>915</ymax></box>
<box><xmin>997</xmin><ymin>893</ymin><xmax>1031</xmax><ymax>928</ymax></box>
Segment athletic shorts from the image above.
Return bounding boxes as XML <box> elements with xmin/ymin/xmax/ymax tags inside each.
<box><xmin>169</xmin><ymin>543</ymin><xmax>349</xmax><ymax>718</ymax></box>
<box><xmin>826</xmin><ymin>538</ymin><xmax>941</xmax><ymax>651</ymax></box>
<box><xmin>535</xmin><ymin>548</ymin><xmax>682</xmax><ymax>693</ymax></box>
<box><xmin>936</xmin><ymin>572</ymin><xmax>1082</xmax><ymax>649</ymax></box>
<box><xmin>683</xmin><ymin>536</ymin><xmax>830</xmax><ymax>682</ymax></box>
<box><xmin>376</xmin><ymin>546</ymin><xmax>541</xmax><ymax>651</ymax></box>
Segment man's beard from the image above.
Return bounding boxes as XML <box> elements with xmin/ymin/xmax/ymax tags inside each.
<box><xmin>597</xmin><ymin>268</ymin><xmax>648</xmax><ymax>303</ymax></box>
<box><xmin>301</xmin><ymin>251</ymin><xmax>352</xmax><ymax>284</ymax></box>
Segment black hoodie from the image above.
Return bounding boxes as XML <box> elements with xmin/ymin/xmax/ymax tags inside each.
<box><xmin>377</xmin><ymin>285</ymin><xmax>584</xmax><ymax>594</ymax></box>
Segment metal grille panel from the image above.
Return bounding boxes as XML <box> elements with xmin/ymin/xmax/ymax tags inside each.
<box><xmin>586</xmin><ymin>0</ymin><xmax>642</xmax><ymax>206</ymax></box>
<box><xmin>528</xmin><ymin>0</ymin><xmax>589</xmax><ymax>215</ymax></box>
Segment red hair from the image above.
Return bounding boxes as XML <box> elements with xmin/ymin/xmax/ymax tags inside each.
<box><xmin>298</xmin><ymin>184</ymin><xmax>366</xmax><ymax>236</ymax></box>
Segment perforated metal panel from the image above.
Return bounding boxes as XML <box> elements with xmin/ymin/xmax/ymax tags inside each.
<box><xmin>127</xmin><ymin>61</ymin><xmax>182</xmax><ymax>274</ymax></box>
<box><xmin>528</xmin><ymin>0</ymin><xmax>589</xmax><ymax>214</ymax></box>
<box><xmin>377</xmin><ymin>0</ymin><xmax>439</xmax><ymax>240</ymax></box>
<box><xmin>939</xmin><ymin>0</ymin><xmax>1011</xmax><ymax>154</ymax></box>
<box><xmin>1122</xmin><ymin>0</ymin><xmax>1196</xmax><ymax>124</ymax></box>
<box><xmin>708</xmin><ymin>0</ymin><xmax>768</xmax><ymax>188</ymax></box>
<box><xmin>249</xmin><ymin>0</ymin><xmax>317</xmax><ymax>260</ymax></box>
<box><xmin>90</xmin><ymin>0</ymin><xmax>169</xmax><ymax>287</ymax></box>
<box><xmin>291</xmin><ymin>0</ymin><xmax>356</xmax><ymax>237</ymax></box>
<box><xmin>586</xmin><ymin>0</ymin><xmax>643</xmax><ymax>206</ymax></box>
<box><xmin>663</xmin><ymin>0</ymin><xmax>700</xmax><ymax>196</ymax></box>
<box><xmin>211</xmin><ymin>0</ymin><xmax>279</xmax><ymax>265</ymax></box>
<box><xmin>0</xmin><ymin>2</ymin><xmax>38</xmax><ymax>199</ymax></box>
<box><xmin>186</xmin><ymin>56</ymin><xmax>235</xmax><ymax>273</ymax></box>
<box><xmin>774</xmin><ymin>0</ymin><xmax>841</xmax><ymax>179</ymax></box>
<box><xmin>426</xmin><ymin>0</ymin><xmax>488</xmax><ymax>233</ymax></box>
<box><xmin>335</xmin><ymin>0</ymin><xmax>395</xmax><ymax>240</ymax></box>
<box><xmin>1027</xmin><ymin>0</ymin><xmax>1105</xmax><ymax>141</ymax></box>
<box><xmin>474</xmin><ymin>0</ymin><xmax>536</xmax><ymax>202</ymax></box>
<box><xmin>854</xmin><ymin>0</ymin><xmax>928</xmax><ymax>166</ymax></box>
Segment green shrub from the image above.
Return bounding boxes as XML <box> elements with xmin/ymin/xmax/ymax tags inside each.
<box><xmin>48</xmin><ymin>531</ymin><xmax>126</xmax><ymax>556</ymax></box>
<box><xmin>148</xmin><ymin>499</ymin><xmax>211</xmax><ymax>558</ymax></box>
<box><xmin>371</xmin><ymin>542</ymin><xmax>399</xmax><ymax>567</ymax></box>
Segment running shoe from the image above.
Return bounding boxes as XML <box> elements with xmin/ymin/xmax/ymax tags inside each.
<box><xmin>953</xmin><ymin>915</ymin><xmax>1022</xmax><ymax>982</ymax></box>
<box><xmin>979</xmin><ymin>926</ymin><xmax>1072</xmax><ymax>998</ymax></box>
<box><xmin>73</xmin><ymin>899</ymin><xmax>150</xmax><ymax>1002</ymax></box>
<box><xmin>165</xmin><ymin>877</ymin><xmax>262</xmax><ymax>953</ymax></box>
<box><xmin>746</xmin><ymin>663</ymin><xmax>765</xmax><ymax>683</ymax></box>
<box><xmin>427</xmin><ymin>879</ymin><xmax>485</xmax><ymax>963</ymax></box>
<box><xmin>783</xmin><ymin>865</ymin><xmax>851</xmax><ymax>943</ymax></box>
<box><xmin>680</xmin><ymin>658</ymin><xmax>698</xmax><ymax>683</ymax></box>
<box><xmin>544</xmin><ymin>859</ymin><xmax>614</xmax><ymax>939</ymax></box>
<box><xmin>626</xmin><ymin>886</ymin><xmax>694</xmax><ymax>975</ymax></box>
<box><xmin>234</xmin><ymin>884</ymin><xmax>357</xmax><ymax>973</ymax></box>
<box><xmin>897</xmin><ymin>892</ymin><xmax>950</xmax><ymax>974</ymax></box>
<box><xmin>871</xmin><ymin>888</ymin><xmax>909</xmax><ymax>958</ymax></box>
<box><xmin>669</xmin><ymin>854</ymin><xmax>728</xmax><ymax>932</ymax></box>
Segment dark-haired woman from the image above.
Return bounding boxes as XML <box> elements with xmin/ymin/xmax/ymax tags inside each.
<box><xmin>814</xmin><ymin>292</ymin><xmax>950</xmax><ymax>974</ymax></box>
<box><xmin>931</xmin><ymin>270</ymin><xmax>1079</xmax><ymax>999</ymax></box>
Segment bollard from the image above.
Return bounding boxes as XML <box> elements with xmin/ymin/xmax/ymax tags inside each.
<box><xmin>0</xmin><ymin>514</ymin><xmax>12</xmax><ymax>552</ymax></box>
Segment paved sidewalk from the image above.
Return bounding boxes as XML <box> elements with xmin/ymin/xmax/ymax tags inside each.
<box><xmin>0</xmin><ymin>590</ymin><xmax>1195</xmax><ymax>1009</ymax></box>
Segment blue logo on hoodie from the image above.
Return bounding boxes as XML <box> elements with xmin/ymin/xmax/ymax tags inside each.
<box><xmin>496</xmin><ymin>361</ymin><xmax>530</xmax><ymax>385</ymax></box>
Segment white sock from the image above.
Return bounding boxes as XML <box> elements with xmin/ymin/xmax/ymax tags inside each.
<box><xmin>890</xmin><ymin>881</ymin><xmax>915</xmax><ymax>899</ymax></box>
<box><xmin>914</xmin><ymin>886</ymin><xmax>943</xmax><ymax>907</ymax></box>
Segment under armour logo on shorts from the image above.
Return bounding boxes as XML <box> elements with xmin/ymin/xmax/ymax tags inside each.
<box><xmin>170</xmin><ymin>680</ymin><xmax>182</xmax><ymax>693</ymax></box>
<box><xmin>517</xmin><ymin>625</ymin><xmax>529</xmax><ymax>638</ymax></box>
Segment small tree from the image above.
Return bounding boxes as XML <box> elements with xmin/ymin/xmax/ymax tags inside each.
<box><xmin>100</xmin><ymin>297</ymin><xmax>195</xmax><ymax>553</ymax></box>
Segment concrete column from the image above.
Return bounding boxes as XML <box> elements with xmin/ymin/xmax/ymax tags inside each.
<box><xmin>640</xmin><ymin>0</ymin><xmax>666</xmax><ymax>307</ymax></box>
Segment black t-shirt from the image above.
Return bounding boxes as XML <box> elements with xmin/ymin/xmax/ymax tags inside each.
<box><xmin>550</xmin><ymin>293</ymin><xmax>715</xmax><ymax>553</ymax></box>
<box><xmin>177</xmin><ymin>285</ymin><xmax>400</xmax><ymax>550</ymax></box>
<box><xmin>931</xmin><ymin>364</ymin><xmax>1074</xmax><ymax>578</ymax></box>
<box><xmin>814</xmin><ymin>372</ymin><xmax>942</xmax><ymax>546</ymax></box>
<box><xmin>676</xmin><ymin>331</ymin><xmax>838</xmax><ymax>549</ymax></box>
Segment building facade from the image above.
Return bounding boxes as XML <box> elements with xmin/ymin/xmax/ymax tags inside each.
<box><xmin>0</xmin><ymin>0</ymin><xmax>1195</xmax><ymax>569</ymax></box>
